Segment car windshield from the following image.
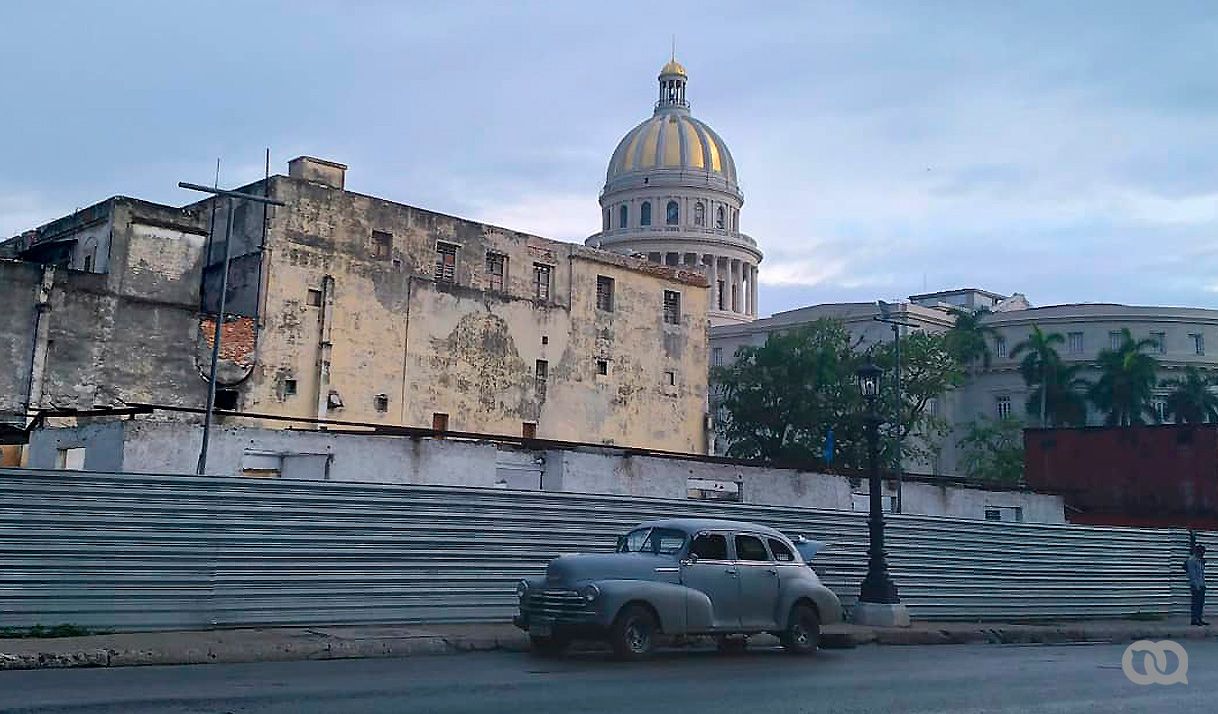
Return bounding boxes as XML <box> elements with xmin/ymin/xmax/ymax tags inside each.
<box><xmin>617</xmin><ymin>527</ymin><xmax>686</xmax><ymax>554</ymax></box>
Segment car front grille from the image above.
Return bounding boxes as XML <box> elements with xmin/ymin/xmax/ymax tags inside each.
<box><xmin>522</xmin><ymin>589</ymin><xmax>595</xmax><ymax>622</ymax></box>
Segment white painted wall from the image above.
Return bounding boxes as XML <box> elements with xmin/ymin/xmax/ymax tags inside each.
<box><xmin>25</xmin><ymin>421</ymin><xmax>1065</xmax><ymax>523</ymax></box>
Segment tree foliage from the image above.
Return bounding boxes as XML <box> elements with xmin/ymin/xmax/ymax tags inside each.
<box><xmin>956</xmin><ymin>417</ymin><xmax>1024</xmax><ymax>484</ymax></box>
<box><xmin>713</xmin><ymin>320</ymin><xmax>964</xmax><ymax>470</ymax></box>
<box><xmin>944</xmin><ymin>306</ymin><xmax>997</xmax><ymax>371</ymax></box>
<box><xmin>1011</xmin><ymin>325</ymin><xmax>1089</xmax><ymax>427</ymax></box>
<box><xmin>1161</xmin><ymin>367</ymin><xmax>1218</xmax><ymax>424</ymax></box>
<box><xmin>1089</xmin><ymin>328</ymin><xmax>1160</xmax><ymax>426</ymax></box>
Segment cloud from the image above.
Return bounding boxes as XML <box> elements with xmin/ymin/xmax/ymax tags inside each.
<box><xmin>467</xmin><ymin>193</ymin><xmax>598</xmax><ymax>243</ymax></box>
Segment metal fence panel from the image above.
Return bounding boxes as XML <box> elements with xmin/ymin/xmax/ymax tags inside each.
<box><xmin>0</xmin><ymin>468</ymin><xmax>1209</xmax><ymax>630</ymax></box>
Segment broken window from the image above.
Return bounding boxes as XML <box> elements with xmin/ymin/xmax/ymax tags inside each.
<box><xmin>596</xmin><ymin>275</ymin><xmax>614</xmax><ymax>312</ymax></box>
<box><xmin>435</xmin><ymin>242</ymin><xmax>458</xmax><ymax>283</ymax></box>
<box><xmin>663</xmin><ymin>290</ymin><xmax>681</xmax><ymax>325</ymax></box>
<box><xmin>215</xmin><ymin>389</ymin><xmax>239</xmax><ymax>411</ymax></box>
<box><xmin>372</xmin><ymin>230</ymin><xmax>393</xmax><ymax>260</ymax></box>
<box><xmin>533</xmin><ymin>263</ymin><xmax>552</xmax><ymax>301</ymax></box>
<box><xmin>596</xmin><ymin>359</ymin><xmax>608</xmax><ymax>376</ymax></box>
<box><xmin>535</xmin><ymin>359</ymin><xmax>548</xmax><ymax>399</ymax></box>
<box><xmin>486</xmin><ymin>252</ymin><xmax>507</xmax><ymax>292</ymax></box>
<box><xmin>374</xmin><ymin>394</ymin><xmax>389</xmax><ymax>412</ymax></box>
<box><xmin>283</xmin><ymin>379</ymin><xmax>297</xmax><ymax>396</ymax></box>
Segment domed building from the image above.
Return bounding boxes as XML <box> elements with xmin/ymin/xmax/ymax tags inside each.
<box><xmin>587</xmin><ymin>58</ymin><xmax>763</xmax><ymax>326</ymax></box>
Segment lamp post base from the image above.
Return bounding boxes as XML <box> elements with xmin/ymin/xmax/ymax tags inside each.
<box><xmin>852</xmin><ymin>602</ymin><xmax>911</xmax><ymax>628</ymax></box>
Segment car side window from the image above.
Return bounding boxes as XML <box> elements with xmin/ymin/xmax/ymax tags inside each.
<box><xmin>735</xmin><ymin>534</ymin><xmax>770</xmax><ymax>562</ymax></box>
<box><xmin>690</xmin><ymin>533</ymin><xmax>728</xmax><ymax>561</ymax></box>
<box><xmin>768</xmin><ymin>538</ymin><xmax>796</xmax><ymax>562</ymax></box>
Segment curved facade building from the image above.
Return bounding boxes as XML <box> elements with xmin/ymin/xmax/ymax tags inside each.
<box><xmin>587</xmin><ymin>58</ymin><xmax>762</xmax><ymax>326</ymax></box>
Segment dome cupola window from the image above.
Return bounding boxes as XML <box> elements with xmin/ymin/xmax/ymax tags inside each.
<box><xmin>619</xmin><ymin>204</ymin><xmax>628</xmax><ymax>229</ymax></box>
<box><xmin>716</xmin><ymin>206</ymin><xmax>726</xmax><ymax>229</ymax></box>
<box><xmin>666</xmin><ymin>200</ymin><xmax>679</xmax><ymax>226</ymax></box>
<box><xmin>640</xmin><ymin>201</ymin><xmax>652</xmax><ymax>226</ymax></box>
<box><xmin>694</xmin><ymin>202</ymin><xmax>705</xmax><ymax>227</ymax></box>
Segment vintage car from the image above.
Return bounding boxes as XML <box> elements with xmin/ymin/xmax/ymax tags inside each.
<box><xmin>513</xmin><ymin>518</ymin><xmax>843</xmax><ymax>659</ymax></box>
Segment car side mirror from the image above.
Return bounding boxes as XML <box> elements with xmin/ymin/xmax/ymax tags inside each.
<box><xmin>682</xmin><ymin>553</ymin><xmax>699</xmax><ymax>566</ymax></box>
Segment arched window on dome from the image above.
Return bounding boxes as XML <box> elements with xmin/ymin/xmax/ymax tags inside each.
<box><xmin>619</xmin><ymin>205</ymin><xmax>628</xmax><ymax>229</ymax></box>
<box><xmin>640</xmin><ymin>201</ymin><xmax>651</xmax><ymax>226</ymax></box>
<box><xmin>716</xmin><ymin>206</ymin><xmax>726</xmax><ymax>230</ymax></box>
<box><xmin>694</xmin><ymin>202</ymin><xmax>705</xmax><ymax>227</ymax></box>
<box><xmin>666</xmin><ymin>200</ymin><xmax>679</xmax><ymax>226</ymax></box>
<box><xmin>603</xmin><ymin>209</ymin><xmax>610</xmax><ymax>231</ymax></box>
<box><xmin>732</xmin><ymin>209</ymin><xmax>739</xmax><ymax>232</ymax></box>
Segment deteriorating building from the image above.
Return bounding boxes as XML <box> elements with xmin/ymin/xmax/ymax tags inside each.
<box><xmin>0</xmin><ymin>157</ymin><xmax>711</xmax><ymax>460</ymax></box>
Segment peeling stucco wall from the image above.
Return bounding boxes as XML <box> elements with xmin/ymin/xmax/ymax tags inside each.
<box><xmin>237</xmin><ymin>174</ymin><xmax>709</xmax><ymax>452</ymax></box>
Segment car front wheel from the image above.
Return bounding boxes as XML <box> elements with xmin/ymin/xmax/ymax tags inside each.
<box><xmin>610</xmin><ymin>604</ymin><xmax>658</xmax><ymax>660</ymax></box>
<box><xmin>781</xmin><ymin>603</ymin><xmax>820</xmax><ymax>655</ymax></box>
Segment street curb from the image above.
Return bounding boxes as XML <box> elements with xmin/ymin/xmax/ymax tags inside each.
<box><xmin>2</xmin><ymin>623</ymin><xmax>1215</xmax><ymax>671</ymax></box>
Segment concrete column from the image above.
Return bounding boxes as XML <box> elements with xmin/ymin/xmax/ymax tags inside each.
<box><xmin>750</xmin><ymin>264</ymin><xmax>759</xmax><ymax>316</ymax></box>
<box><xmin>730</xmin><ymin>259</ymin><xmax>741</xmax><ymax>313</ymax></box>
<box><xmin>707</xmin><ymin>255</ymin><xmax>719</xmax><ymax>310</ymax></box>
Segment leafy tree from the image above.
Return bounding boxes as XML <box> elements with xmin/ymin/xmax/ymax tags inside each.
<box><xmin>1161</xmin><ymin>367</ymin><xmax>1218</xmax><ymax>424</ymax></box>
<box><xmin>713</xmin><ymin>320</ymin><xmax>965</xmax><ymax>471</ymax></box>
<box><xmin>944</xmin><ymin>306</ymin><xmax>997</xmax><ymax>371</ymax></box>
<box><xmin>871</xmin><ymin>331</ymin><xmax>966</xmax><ymax>468</ymax></box>
<box><xmin>1011</xmin><ymin>325</ymin><xmax>1089</xmax><ymax>427</ymax></box>
<box><xmin>956</xmin><ymin>417</ymin><xmax>1024</xmax><ymax>484</ymax></box>
<box><xmin>1089</xmin><ymin>328</ymin><xmax>1159</xmax><ymax>426</ymax></box>
<box><xmin>712</xmin><ymin>320</ymin><xmax>866</xmax><ymax>467</ymax></box>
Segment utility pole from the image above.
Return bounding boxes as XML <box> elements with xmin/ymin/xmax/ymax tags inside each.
<box><xmin>875</xmin><ymin>301</ymin><xmax>919</xmax><ymax>513</ymax></box>
<box><xmin>178</xmin><ymin>181</ymin><xmax>284</xmax><ymax>475</ymax></box>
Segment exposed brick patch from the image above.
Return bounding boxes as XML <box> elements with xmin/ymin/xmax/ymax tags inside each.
<box><xmin>198</xmin><ymin>316</ymin><xmax>257</xmax><ymax>368</ymax></box>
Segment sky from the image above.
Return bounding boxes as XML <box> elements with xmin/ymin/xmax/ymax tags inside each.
<box><xmin>3</xmin><ymin>1</ymin><xmax>1217</xmax><ymax>315</ymax></box>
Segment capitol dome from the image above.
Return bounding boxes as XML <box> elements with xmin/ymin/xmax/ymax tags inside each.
<box><xmin>587</xmin><ymin>57</ymin><xmax>762</xmax><ymax>327</ymax></box>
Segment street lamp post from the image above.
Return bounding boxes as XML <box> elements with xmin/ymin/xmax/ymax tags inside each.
<box><xmin>854</xmin><ymin>359</ymin><xmax>911</xmax><ymax>627</ymax></box>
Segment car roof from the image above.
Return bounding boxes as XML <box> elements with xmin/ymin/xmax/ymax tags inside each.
<box><xmin>633</xmin><ymin>518</ymin><xmax>790</xmax><ymax>540</ymax></box>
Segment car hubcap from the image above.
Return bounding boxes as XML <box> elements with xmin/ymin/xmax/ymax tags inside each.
<box><xmin>627</xmin><ymin>620</ymin><xmax>648</xmax><ymax>652</ymax></box>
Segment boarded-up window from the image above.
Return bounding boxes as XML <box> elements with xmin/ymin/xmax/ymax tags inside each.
<box><xmin>596</xmin><ymin>276</ymin><xmax>614</xmax><ymax>312</ymax></box>
<box><xmin>435</xmin><ymin>242</ymin><xmax>457</xmax><ymax>283</ymax></box>
<box><xmin>374</xmin><ymin>394</ymin><xmax>389</xmax><ymax>412</ymax></box>
<box><xmin>535</xmin><ymin>359</ymin><xmax>548</xmax><ymax>399</ymax></box>
<box><xmin>372</xmin><ymin>230</ymin><xmax>393</xmax><ymax>260</ymax></box>
<box><xmin>486</xmin><ymin>252</ymin><xmax>507</xmax><ymax>292</ymax></box>
<box><xmin>663</xmin><ymin>290</ymin><xmax>681</xmax><ymax>325</ymax></box>
<box><xmin>533</xmin><ymin>264</ymin><xmax>552</xmax><ymax>301</ymax></box>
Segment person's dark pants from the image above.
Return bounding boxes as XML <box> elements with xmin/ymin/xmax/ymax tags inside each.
<box><xmin>1192</xmin><ymin>587</ymin><xmax>1206</xmax><ymax>623</ymax></box>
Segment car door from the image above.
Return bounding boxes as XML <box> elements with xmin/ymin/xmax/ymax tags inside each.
<box><xmin>680</xmin><ymin>531</ymin><xmax>739</xmax><ymax>629</ymax></box>
<box><xmin>733</xmin><ymin>533</ymin><xmax>780</xmax><ymax>630</ymax></box>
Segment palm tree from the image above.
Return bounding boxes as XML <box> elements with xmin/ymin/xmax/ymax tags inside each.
<box><xmin>1161</xmin><ymin>367</ymin><xmax>1218</xmax><ymax>424</ymax></box>
<box><xmin>1011</xmin><ymin>326</ymin><xmax>1065</xmax><ymax>426</ymax></box>
<box><xmin>1025</xmin><ymin>361</ymin><xmax>1090</xmax><ymax>427</ymax></box>
<box><xmin>945</xmin><ymin>306</ymin><xmax>997</xmax><ymax>371</ymax></box>
<box><xmin>1089</xmin><ymin>328</ymin><xmax>1160</xmax><ymax>426</ymax></box>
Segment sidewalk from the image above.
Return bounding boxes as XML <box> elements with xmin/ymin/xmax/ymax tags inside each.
<box><xmin>1</xmin><ymin>619</ymin><xmax>1214</xmax><ymax>671</ymax></box>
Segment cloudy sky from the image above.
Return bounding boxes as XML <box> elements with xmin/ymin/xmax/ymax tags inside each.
<box><xmin>3</xmin><ymin>1</ymin><xmax>1217</xmax><ymax>315</ymax></box>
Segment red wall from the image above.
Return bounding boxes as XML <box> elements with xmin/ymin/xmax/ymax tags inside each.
<box><xmin>1025</xmin><ymin>425</ymin><xmax>1218</xmax><ymax>528</ymax></box>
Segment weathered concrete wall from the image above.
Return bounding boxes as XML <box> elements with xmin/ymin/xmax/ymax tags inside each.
<box><xmin>231</xmin><ymin>172</ymin><xmax>708</xmax><ymax>452</ymax></box>
<box><xmin>23</xmin><ymin>420</ymin><xmax>126</xmax><ymax>471</ymax></box>
<box><xmin>24</xmin><ymin>421</ymin><xmax>1065</xmax><ymax>522</ymax></box>
<box><xmin>0</xmin><ymin>261</ymin><xmax>42</xmax><ymax>420</ymax></box>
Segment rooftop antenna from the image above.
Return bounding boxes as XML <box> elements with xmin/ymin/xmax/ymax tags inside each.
<box><xmin>671</xmin><ymin>34</ymin><xmax>676</xmax><ymax>61</ymax></box>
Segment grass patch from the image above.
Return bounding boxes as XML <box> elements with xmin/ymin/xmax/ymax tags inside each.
<box><xmin>0</xmin><ymin>624</ymin><xmax>105</xmax><ymax>639</ymax></box>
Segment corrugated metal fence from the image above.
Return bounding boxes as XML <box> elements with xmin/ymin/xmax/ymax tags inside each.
<box><xmin>0</xmin><ymin>468</ymin><xmax>1211</xmax><ymax>630</ymax></box>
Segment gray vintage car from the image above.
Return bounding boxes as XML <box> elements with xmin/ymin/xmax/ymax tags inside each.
<box><xmin>513</xmin><ymin>518</ymin><xmax>843</xmax><ymax>659</ymax></box>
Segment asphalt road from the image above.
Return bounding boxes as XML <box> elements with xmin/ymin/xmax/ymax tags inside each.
<box><xmin>1</xmin><ymin>641</ymin><xmax>1214</xmax><ymax>713</ymax></box>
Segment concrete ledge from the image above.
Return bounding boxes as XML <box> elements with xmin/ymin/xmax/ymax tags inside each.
<box><xmin>2</xmin><ymin>620</ymin><xmax>1215</xmax><ymax>671</ymax></box>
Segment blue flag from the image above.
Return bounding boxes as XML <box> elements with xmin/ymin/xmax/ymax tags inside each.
<box><xmin>822</xmin><ymin>428</ymin><xmax>835</xmax><ymax>465</ymax></box>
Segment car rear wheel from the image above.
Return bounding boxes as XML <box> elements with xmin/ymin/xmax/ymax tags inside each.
<box><xmin>610</xmin><ymin>604</ymin><xmax>657</xmax><ymax>660</ymax></box>
<box><xmin>781</xmin><ymin>603</ymin><xmax>820</xmax><ymax>655</ymax></box>
<box><xmin>529</xmin><ymin>635</ymin><xmax>570</xmax><ymax>657</ymax></box>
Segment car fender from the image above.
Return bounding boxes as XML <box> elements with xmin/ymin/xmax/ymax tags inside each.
<box><xmin>591</xmin><ymin>579</ymin><xmax>692</xmax><ymax>633</ymax></box>
<box><xmin>777</xmin><ymin>581</ymin><xmax>843</xmax><ymax>627</ymax></box>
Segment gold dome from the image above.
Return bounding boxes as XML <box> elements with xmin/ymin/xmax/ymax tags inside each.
<box><xmin>659</xmin><ymin>59</ymin><xmax>687</xmax><ymax>77</ymax></box>
<box><xmin>606</xmin><ymin>112</ymin><xmax>737</xmax><ymax>185</ymax></box>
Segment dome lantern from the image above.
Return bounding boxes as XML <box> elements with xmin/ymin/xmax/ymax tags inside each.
<box><xmin>657</xmin><ymin>56</ymin><xmax>689</xmax><ymax>112</ymax></box>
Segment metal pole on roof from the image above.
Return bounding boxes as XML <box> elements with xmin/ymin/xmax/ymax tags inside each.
<box><xmin>177</xmin><ymin>181</ymin><xmax>284</xmax><ymax>475</ymax></box>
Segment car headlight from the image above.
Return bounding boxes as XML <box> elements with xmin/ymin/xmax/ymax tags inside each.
<box><xmin>579</xmin><ymin>584</ymin><xmax>600</xmax><ymax>603</ymax></box>
<box><xmin>516</xmin><ymin>580</ymin><xmax>530</xmax><ymax>598</ymax></box>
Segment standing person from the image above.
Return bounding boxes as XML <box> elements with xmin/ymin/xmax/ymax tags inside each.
<box><xmin>1187</xmin><ymin>544</ymin><xmax>1208</xmax><ymax>626</ymax></box>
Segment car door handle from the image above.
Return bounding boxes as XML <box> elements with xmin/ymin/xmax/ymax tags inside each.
<box><xmin>725</xmin><ymin>567</ymin><xmax>738</xmax><ymax>576</ymax></box>
<box><xmin>765</xmin><ymin>568</ymin><xmax>778</xmax><ymax>577</ymax></box>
